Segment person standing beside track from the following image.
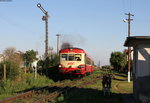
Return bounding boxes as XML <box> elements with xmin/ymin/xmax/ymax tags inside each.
<box><xmin>102</xmin><ymin>73</ymin><xmax>112</xmax><ymax>97</ymax></box>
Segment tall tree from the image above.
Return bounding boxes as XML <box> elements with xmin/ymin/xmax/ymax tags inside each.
<box><xmin>110</xmin><ymin>51</ymin><xmax>127</xmax><ymax>71</ymax></box>
<box><xmin>3</xmin><ymin>47</ymin><xmax>23</xmax><ymax>66</ymax></box>
<box><xmin>3</xmin><ymin>47</ymin><xmax>16</xmax><ymax>61</ymax></box>
<box><xmin>1</xmin><ymin>47</ymin><xmax>22</xmax><ymax>80</ymax></box>
<box><xmin>23</xmin><ymin>50</ymin><xmax>37</xmax><ymax>67</ymax></box>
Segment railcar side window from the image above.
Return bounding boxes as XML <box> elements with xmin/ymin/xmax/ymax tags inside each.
<box><xmin>86</xmin><ymin>57</ymin><xmax>91</xmax><ymax>64</ymax></box>
<box><xmin>69</xmin><ymin>54</ymin><xmax>74</xmax><ymax>61</ymax></box>
<box><xmin>61</xmin><ymin>54</ymin><xmax>67</xmax><ymax>61</ymax></box>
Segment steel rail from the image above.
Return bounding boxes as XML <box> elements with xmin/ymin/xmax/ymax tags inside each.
<box><xmin>34</xmin><ymin>76</ymin><xmax>101</xmax><ymax>103</ymax></box>
<box><xmin>0</xmin><ymin>76</ymin><xmax>101</xmax><ymax>103</ymax></box>
<box><xmin>0</xmin><ymin>86</ymin><xmax>49</xmax><ymax>103</ymax></box>
<box><xmin>34</xmin><ymin>86</ymin><xmax>74</xmax><ymax>103</ymax></box>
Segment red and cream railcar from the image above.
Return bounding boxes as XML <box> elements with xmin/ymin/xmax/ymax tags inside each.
<box><xmin>58</xmin><ymin>48</ymin><xmax>94</xmax><ymax>76</ymax></box>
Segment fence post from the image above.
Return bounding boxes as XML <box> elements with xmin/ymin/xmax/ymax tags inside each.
<box><xmin>25</xmin><ymin>67</ymin><xmax>26</xmax><ymax>74</ymax></box>
<box><xmin>4</xmin><ymin>64</ymin><xmax>6</xmax><ymax>81</ymax></box>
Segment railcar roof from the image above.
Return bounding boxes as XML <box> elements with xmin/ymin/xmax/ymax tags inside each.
<box><xmin>61</xmin><ymin>47</ymin><xmax>83</xmax><ymax>50</ymax></box>
<box><xmin>59</xmin><ymin>47</ymin><xmax>86</xmax><ymax>53</ymax></box>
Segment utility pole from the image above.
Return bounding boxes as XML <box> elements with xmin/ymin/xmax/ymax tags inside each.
<box><xmin>56</xmin><ymin>34</ymin><xmax>61</xmax><ymax>55</ymax></box>
<box><xmin>124</xmin><ymin>13</ymin><xmax>134</xmax><ymax>82</ymax></box>
<box><xmin>37</xmin><ymin>3</ymin><xmax>49</xmax><ymax>58</ymax></box>
<box><xmin>49</xmin><ymin>47</ymin><xmax>53</xmax><ymax>60</ymax></box>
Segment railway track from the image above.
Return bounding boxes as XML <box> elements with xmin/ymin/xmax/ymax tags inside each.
<box><xmin>34</xmin><ymin>86</ymin><xmax>75</xmax><ymax>103</ymax></box>
<box><xmin>34</xmin><ymin>76</ymin><xmax>101</xmax><ymax>103</ymax></box>
<box><xmin>0</xmin><ymin>86</ymin><xmax>49</xmax><ymax>103</ymax></box>
<box><xmin>0</xmin><ymin>76</ymin><xmax>101</xmax><ymax>103</ymax></box>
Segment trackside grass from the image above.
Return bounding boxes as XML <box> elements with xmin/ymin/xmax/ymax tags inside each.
<box><xmin>0</xmin><ymin>73</ymin><xmax>54</xmax><ymax>100</ymax></box>
<box><xmin>0</xmin><ymin>69</ymin><xmax>133</xmax><ymax>103</ymax></box>
<box><xmin>53</xmin><ymin>69</ymin><xmax>133</xmax><ymax>103</ymax></box>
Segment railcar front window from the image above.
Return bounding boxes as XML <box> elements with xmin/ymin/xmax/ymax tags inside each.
<box><xmin>69</xmin><ymin>54</ymin><xmax>74</xmax><ymax>61</ymax></box>
<box><xmin>75</xmin><ymin>54</ymin><xmax>81</xmax><ymax>61</ymax></box>
<box><xmin>61</xmin><ymin>54</ymin><xmax>67</xmax><ymax>61</ymax></box>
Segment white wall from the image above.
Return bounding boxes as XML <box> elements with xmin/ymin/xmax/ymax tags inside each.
<box><xmin>134</xmin><ymin>44</ymin><xmax>150</xmax><ymax>78</ymax></box>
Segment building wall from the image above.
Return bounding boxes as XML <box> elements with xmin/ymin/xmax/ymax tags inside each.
<box><xmin>133</xmin><ymin>44</ymin><xmax>150</xmax><ymax>102</ymax></box>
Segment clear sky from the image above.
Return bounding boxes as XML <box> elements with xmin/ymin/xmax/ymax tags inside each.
<box><xmin>0</xmin><ymin>0</ymin><xmax>150</xmax><ymax>66</ymax></box>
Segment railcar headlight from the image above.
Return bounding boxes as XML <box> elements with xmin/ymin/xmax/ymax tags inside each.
<box><xmin>59</xmin><ymin>65</ymin><xmax>62</xmax><ymax>68</ymax></box>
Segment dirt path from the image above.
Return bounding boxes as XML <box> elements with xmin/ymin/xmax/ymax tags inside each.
<box><xmin>113</xmin><ymin>81</ymin><xmax>135</xmax><ymax>103</ymax></box>
<box><xmin>113</xmin><ymin>81</ymin><xmax>128</xmax><ymax>93</ymax></box>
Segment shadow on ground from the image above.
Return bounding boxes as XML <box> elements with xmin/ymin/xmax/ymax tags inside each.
<box><xmin>114</xmin><ymin>73</ymin><xmax>127</xmax><ymax>78</ymax></box>
<box><xmin>16</xmin><ymin>87</ymin><xmax>36</xmax><ymax>93</ymax></box>
<box><xmin>14</xmin><ymin>85</ymin><xmax>134</xmax><ymax>103</ymax></box>
<box><xmin>55</xmin><ymin>86</ymin><xmax>134</xmax><ymax>103</ymax></box>
<box><xmin>113</xmin><ymin>78</ymin><xmax>127</xmax><ymax>81</ymax></box>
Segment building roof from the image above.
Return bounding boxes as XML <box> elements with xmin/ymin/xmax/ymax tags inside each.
<box><xmin>124</xmin><ymin>36</ymin><xmax>150</xmax><ymax>47</ymax></box>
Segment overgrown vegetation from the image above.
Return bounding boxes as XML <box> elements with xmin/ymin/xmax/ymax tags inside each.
<box><xmin>0</xmin><ymin>73</ymin><xmax>53</xmax><ymax>100</ymax></box>
<box><xmin>0</xmin><ymin>48</ymin><xmax>58</xmax><ymax>100</ymax></box>
<box><xmin>37</xmin><ymin>53</ymin><xmax>59</xmax><ymax>76</ymax></box>
<box><xmin>3</xmin><ymin>47</ymin><xmax>23</xmax><ymax>66</ymax></box>
<box><xmin>52</xmin><ymin>70</ymin><xmax>133</xmax><ymax>103</ymax></box>
<box><xmin>23</xmin><ymin>50</ymin><xmax>38</xmax><ymax>67</ymax></box>
<box><xmin>0</xmin><ymin>60</ymin><xmax>19</xmax><ymax>80</ymax></box>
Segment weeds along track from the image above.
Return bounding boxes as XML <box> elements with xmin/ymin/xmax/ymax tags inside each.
<box><xmin>34</xmin><ymin>76</ymin><xmax>101</xmax><ymax>103</ymax></box>
<box><xmin>34</xmin><ymin>86</ymin><xmax>75</xmax><ymax>103</ymax></box>
<box><xmin>0</xmin><ymin>82</ymin><xmax>72</xmax><ymax>103</ymax></box>
<box><xmin>0</xmin><ymin>76</ymin><xmax>101</xmax><ymax>103</ymax></box>
<box><xmin>0</xmin><ymin>86</ymin><xmax>49</xmax><ymax>103</ymax></box>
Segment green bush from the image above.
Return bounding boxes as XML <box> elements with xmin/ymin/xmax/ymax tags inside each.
<box><xmin>0</xmin><ymin>73</ymin><xmax>54</xmax><ymax>99</ymax></box>
<box><xmin>0</xmin><ymin>60</ymin><xmax>19</xmax><ymax>80</ymax></box>
<box><xmin>0</xmin><ymin>80</ymin><xmax>14</xmax><ymax>94</ymax></box>
<box><xmin>24</xmin><ymin>73</ymin><xmax>53</xmax><ymax>87</ymax></box>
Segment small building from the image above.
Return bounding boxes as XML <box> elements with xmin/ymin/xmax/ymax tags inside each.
<box><xmin>124</xmin><ymin>36</ymin><xmax>150</xmax><ymax>103</ymax></box>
